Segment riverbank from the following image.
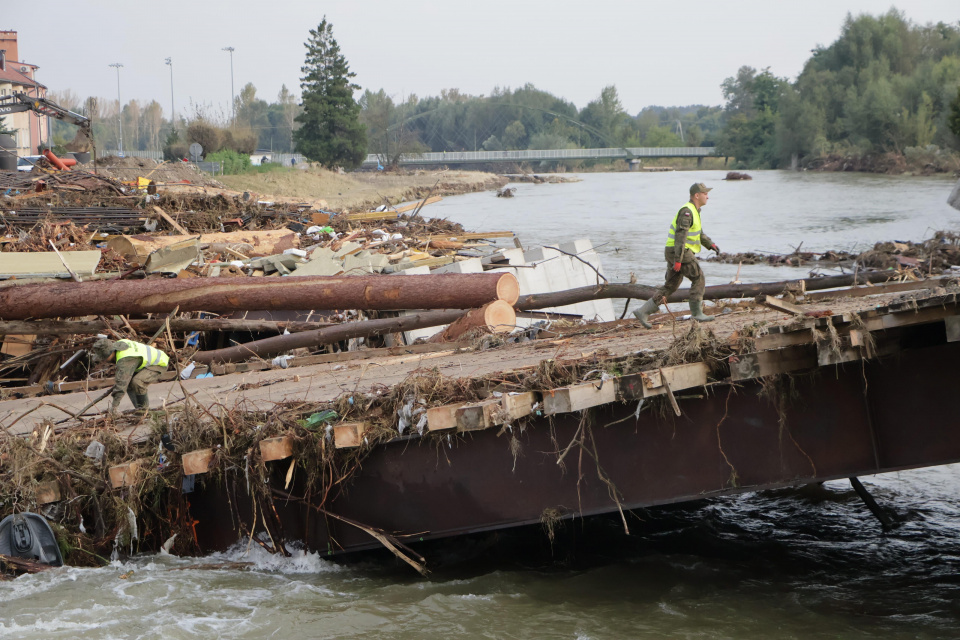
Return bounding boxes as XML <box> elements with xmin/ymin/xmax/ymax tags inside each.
<box><xmin>802</xmin><ymin>148</ymin><xmax>960</xmax><ymax>176</ymax></box>
<box><xmin>218</xmin><ymin>167</ymin><xmax>507</xmax><ymax>211</ymax></box>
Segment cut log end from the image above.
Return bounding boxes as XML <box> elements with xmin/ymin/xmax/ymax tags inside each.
<box><xmin>484</xmin><ymin>299</ymin><xmax>517</xmax><ymax>333</ymax></box>
<box><xmin>496</xmin><ymin>273</ymin><xmax>520</xmax><ymax>305</ymax></box>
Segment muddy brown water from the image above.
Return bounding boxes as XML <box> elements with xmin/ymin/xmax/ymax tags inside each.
<box><xmin>2</xmin><ymin>170</ymin><xmax>960</xmax><ymax>639</ymax></box>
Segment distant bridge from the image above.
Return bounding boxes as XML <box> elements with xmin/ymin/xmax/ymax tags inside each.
<box><xmin>362</xmin><ymin>147</ymin><xmax>717</xmax><ymax>167</ymax></box>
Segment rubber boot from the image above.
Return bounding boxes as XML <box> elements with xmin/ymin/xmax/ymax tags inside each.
<box><xmin>632</xmin><ymin>298</ymin><xmax>660</xmax><ymax>329</ymax></box>
<box><xmin>689</xmin><ymin>298</ymin><xmax>715</xmax><ymax>322</ymax></box>
<box><xmin>133</xmin><ymin>392</ymin><xmax>150</xmax><ymax>417</ymax></box>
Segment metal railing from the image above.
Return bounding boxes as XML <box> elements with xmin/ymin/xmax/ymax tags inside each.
<box><xmin>96</xmin><ymin>149</ymin><xmax>165</xmax><ymax>160</ymax></box>
<box><xmin>363</xmin><ymin>147</ymin><xmax>717</xmax><ymax>166</ymax></box>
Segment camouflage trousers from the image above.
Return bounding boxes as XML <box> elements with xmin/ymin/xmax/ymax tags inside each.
<box><xmin>652</xmin><ymin>247</ymin><xmax>706</xmax><ymax>304</ymax></box>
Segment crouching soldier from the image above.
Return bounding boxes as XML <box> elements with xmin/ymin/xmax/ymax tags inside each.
<box><xmin>91</xmin><ymin>338</ymin><xmax>170</xmax><ymax>416</ymax></box>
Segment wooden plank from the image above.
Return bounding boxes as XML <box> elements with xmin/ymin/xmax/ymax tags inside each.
<box><xmin>946</xmin><ymin>316</ymin><xmax>960</xmax><ymax>343</ymax></box>
<box><xmin>805</xmin><ymin>279</ymin><xmax>943</xmax><ymax>301</ymax></box>
<box><xmin>426</xmin><ymin>231</ymin><xmax>514</xmax><ymax>240</ymax></box>
<box><xmin>334</xmin><ymin>422</ymin><xmax>368</xmax><ymax>448</ymax></box>
<box><xmin>754</xmin><ymin>327</ymin><xmax>817</xmax><ymax>351</ymax></box>
<box><xmin>1</xmin><ymin>334</ymin><xmax>35</xmax><ymax>357</ymax></box>
<box><xmin>427</xmin><ymin>403</ymin><xmax>467</xmax><ymax>432</ymax></box>
<box><xmin>35</xmin><ymin>480</ymin><xmax>61</xmax><ymax>505</ymax></box>
<box><xmin>456</xmin><ymin>399</ymin><xmax>501</xmax><ymax>432</ymax></box>
<box><xmin>109</xmin><ymin>459</ymin><xmax>146</xmax><ymax>489</ymax></box>
<box><xmin>880</xmin><ymin>305</ymin><xmax>959</xmax><ymax>330</ymax></box>
<box><xmin>343</xmin><ymin>210</ymin><xmax>399</xmax><ymax>222</ymax></box>
<box><xmin>390</xmin><ymin>256</ymin><xmax>455</xmax><ymax>271</ymax></box>
<box><xmin>818</xmin><ymin>337</ymin><xmax>898</xmax><ymax>367</ymax></box>
<box><xmin>543</xmin><ymin>380</ymin><xmax>617</xmax><ymax>415</ymax></box>
<box><xmin>755</xmin><ymin>294</ymin><xmax>805</xmax><ymax>315</ymax></box>
<box><xmin>259</xmin><ymin>436</ymin><xmax>293</xmax><ymax>462</ymax></box>
<box><xmin>153</xmin><ymin>205</ymin><xmax>190</xmax><ymax>235</ymax></box>
<box><xmin>729</xmin><ymin>345</ymin><xmax>818</xmax><ymax>381</ymax></box>
<box><xmin>210</xmin><ymin>341</ymin><xmax>469</xmax><ymax>375</ymax></box>
<box><xmin>182</xmin><ymin>449</ymin><xmax>215</xmax><ymax>475</ymax></box>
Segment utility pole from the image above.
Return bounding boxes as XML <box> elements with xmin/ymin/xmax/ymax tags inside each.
<box><xmin>108</xmin><ymin>63</ymin><xmax>124</xmax><ymax>156</ymax></box>
<box><xmin>165</xmin><ymin>57</ymin><xmax>175</xmax><ymax>131</ymax></box>
<box><xmin>222</xmin><ymin>47</ymin><xmax>235</xmax><ymax>125</ymax></box>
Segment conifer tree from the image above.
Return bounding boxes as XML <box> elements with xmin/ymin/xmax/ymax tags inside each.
<box><xmin>294</xmin><ymin>17</ymin><xmax>367</xmax><ymax>169</ymax></box>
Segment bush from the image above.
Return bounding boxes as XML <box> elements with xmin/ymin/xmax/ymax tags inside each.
<box><xmin>205</xmin><ymin>149</ymin><xmax>251</xmax><ymax>174</ymax></box>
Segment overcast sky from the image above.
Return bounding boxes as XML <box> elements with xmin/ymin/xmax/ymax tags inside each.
<box><xmin>4</xmin><ymin>1</ymin><xmax>958</xmax><ymax>120</ymax></box>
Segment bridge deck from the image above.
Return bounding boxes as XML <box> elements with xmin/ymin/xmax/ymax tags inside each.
<box><xmin>363</xmin><ymin>146</ymin><xmax>716</xmax><ymax>165</ymax></box>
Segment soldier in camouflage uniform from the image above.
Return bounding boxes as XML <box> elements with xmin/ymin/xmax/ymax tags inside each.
<box><xmin>91</xmin><ymin>338</ymin><xmax>170</xmax><ymax>416</ymax></box>
<box><xmin>634</xmin><ymin>182</ymin><xmax>721</xmax><ymax>328</ymax></box>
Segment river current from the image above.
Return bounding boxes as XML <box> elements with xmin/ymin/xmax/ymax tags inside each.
<box><xmin>2</xmin><ymin>170</ymin><xmax>960</xmax><ymax>639</ymax></box>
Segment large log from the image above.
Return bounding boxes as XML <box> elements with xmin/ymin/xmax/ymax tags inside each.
<box><xmin>189</xmin><ymin>271</ymin><xmax>907</xmax><ymax>364</ymax></box>
<box><xmin>107</xmin><ymin>230</ymin><xmax>299</xmax><ymax>264</ymax></box>
<box><xmin>0</xmin><ymin>318</ymin><xmax>334</xmax><ymax>336</ymax></box>
<box><xmin>427</xmin><ymin>300</ymin><xmax>516</xmax><ymax>343</ymax></box>
<box><xmin>192</xmin><ymin>309</ymin><xmax>471</xmax><ymax>363</ymax></box>
<box><xmin>514</xmin><ymin>270</ymin><xmax>902</xmax><ymax>310</ymax></box>
<box><xmin>0</xmin><ymin>273</ymin><xmax>521</xmax><ymax>321</ymax></box>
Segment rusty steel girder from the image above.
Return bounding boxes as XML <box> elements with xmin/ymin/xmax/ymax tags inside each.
<box><xmin>189</xmin><ymin>329</ymin><xmax>960</xmax><ymax>556</ymax></box>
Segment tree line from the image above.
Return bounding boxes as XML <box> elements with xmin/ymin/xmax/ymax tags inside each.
<box><xmin>44</xmin><ymin>9</ymin><xmax>960</xmax><ymax>170</ymax></box>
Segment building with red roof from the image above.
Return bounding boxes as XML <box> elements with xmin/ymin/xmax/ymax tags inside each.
<box><xmin>0</xmin><ymin>31</ymin><xmax>49</xmax><ymax>156</ymax></box>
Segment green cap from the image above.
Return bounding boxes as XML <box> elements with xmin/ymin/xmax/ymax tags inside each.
<box><xmin>690</xmin><ymin>182</ymin><xmax>713</xmax><ymax>195</ymax></box>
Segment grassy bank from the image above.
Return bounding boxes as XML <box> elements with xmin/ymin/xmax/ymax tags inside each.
<box><xmin>218</xmin><ymin>167</ymin><xmax>506</xmax><ymax>211</ymax></box>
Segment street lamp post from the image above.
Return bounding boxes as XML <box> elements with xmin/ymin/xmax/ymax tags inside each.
<box><xmin>222</xmin><ymin>47</ymin><xmax>235</xmax><ymax>124</ymax></box>
<box><xmin>108</xmin><ymin>63</ymin><xmax>124</xmax><ymax>156</ymax></box>
<box><xmin>165</xmin><ymin>57</ymin><xmax>175</xmax><ymax>131</ymax></box>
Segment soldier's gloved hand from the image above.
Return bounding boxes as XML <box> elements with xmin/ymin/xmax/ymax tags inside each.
<box><xmin>673</xmin><ymin>261</ymin><xmax>682</xmax><ymax>272</ymax></box>
<box><xmin>711</xmin><ymin>244</ymin><xmax>720</xmax><ymax>254</ymax></box>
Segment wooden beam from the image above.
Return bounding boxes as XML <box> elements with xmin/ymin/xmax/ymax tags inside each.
<box><xmin>755</xmin><ymin>294</ymin><xmax>805</xmax><ymax>315</ymax></box>
<box><xmin>334</xmin><ymin>422</ymin><xmax>368</xmax><ymax>448</ymax></box>
<box><xmin>729</xmin><ymin>345</ymin><xmax>818</xmax><ymax>381</ymax></box>
<box><xmin>109</xmin><ymin>459</ymin><xmax>146</xmax><ymax>489</ymax></box>
<box><xmin>456</xmin><ymin>399</ymin><xmax>501</xmax><ymax>432</ymax></box>
<box><xmin>618</xmin><ymin>362</ymin><xmax>709</xmax><ymax>399</ymax></box>
<box><xmin>499</xmin><ymin>391</ymin><xmax>538</xmax><ymax>422</ymax></box>
<box><xmin>427</xmin><ymin>403</ymin><xmax>467</xmax><ymax>432</ymax></box>
<box><xmin>153</xmin><ymin>205</ymin><xmax>190</xmax><ymax>235</ymax></box>
<box><xmin>259</xmin><ymin>436</ymin><xmax>293</xmax><ymax>462</ymax></box>
<box><xmin>805</xmin><ymin>279</ymin><xmax>944</xmax><ymax>301</ymax></box>
<box><xmin>543</xmin><ymin>380</ymin><xmax>617</xmax><ymax>415</ymax></box>
<box><xmin>182</xmin><ymin>449</ymin><xmax>215</xmax><ymax>475</ymax></box>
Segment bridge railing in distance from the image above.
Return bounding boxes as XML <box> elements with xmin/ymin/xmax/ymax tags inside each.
<box><xmin>362</xmin><ymin>147</ymin><xmax>717</xmax><ymax>166</ymax></box>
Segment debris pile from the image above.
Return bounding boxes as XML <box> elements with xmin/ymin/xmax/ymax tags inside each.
<box><xmin>709</xmin><ymin>231</ymin><xmax>960</xmax><ymax>275</ymax></box>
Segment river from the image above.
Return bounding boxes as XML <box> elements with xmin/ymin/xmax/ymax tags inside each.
<box><xmin>2</xmin><ymin>170</ymin><xmax>960</xmax><ymax>639</ymax></box>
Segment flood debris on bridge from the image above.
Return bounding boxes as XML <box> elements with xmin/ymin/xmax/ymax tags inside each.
<box><xmin>1</xmin><ymin>262</ymin><xmax>958</xmax><ymax>572</ymax></box>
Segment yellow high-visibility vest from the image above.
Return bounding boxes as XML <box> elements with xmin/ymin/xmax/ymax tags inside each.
<box><xmin>665</xmin><ymin>202</ymin><xmax>703</xmax><ymax>253</ymax></box>
<box><xmin>114</xmin><ymin>340</ymin><xmax>169</xmax><ymax>370</ymax></box>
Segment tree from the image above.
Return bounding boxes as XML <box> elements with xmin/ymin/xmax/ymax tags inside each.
<box><xmin>949</xmin><ymin>86</ymin><xmax>960</xmax><ymax>140</ymax></box>
<box><xmin>294</xmin><ymin>17</ymin><xmax>367</xmax><ymax>169</ymax></box>
<box><xmin>0</xmin><ymin>117</ymin><xmax>12</xmax><ymax>135</ymax></box>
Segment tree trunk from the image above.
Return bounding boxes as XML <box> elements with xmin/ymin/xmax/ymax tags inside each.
<box><xmin>0</xmin><ymin>273</ymin><xmax>520</xmax><ymax>320</ymax></box>
<box><xmin>0</xmin><ymin>318</ymin><xmax>335</xmax><ymax>336</ymax></box>
<box><xmin>192</xmin><ymin>309</ymin><xmax>471</xmax><ymax>364</ymax></box>
<box><xmin>427</xmin><ymin>300</ymin><xmax>516</xmax><ymax>343</ymax></box>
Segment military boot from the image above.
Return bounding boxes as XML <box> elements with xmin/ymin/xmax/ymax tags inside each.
<box><xmin>689</xmin><ymin>298</ymin><xmax>715</xmax><ymax>322</ymax></box>
<box><xmin>632</xmin><ymin>298</ymin><xmax>660</xmax><ymax>329</ymax></box>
